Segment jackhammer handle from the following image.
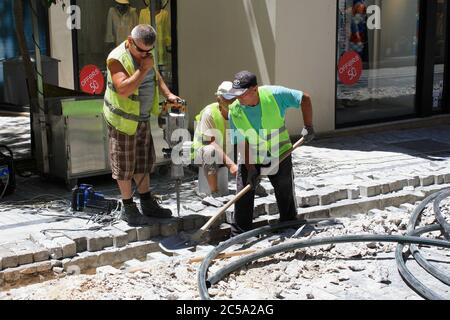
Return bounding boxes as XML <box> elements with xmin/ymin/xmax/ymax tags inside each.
<box><xmin>199</xmin><ymin>137</ymin><xmax>305</xmax><ymax>232</ymax></box>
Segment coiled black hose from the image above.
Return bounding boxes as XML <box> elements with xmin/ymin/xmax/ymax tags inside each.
<box><xmin>396</xmin><ymin>188</ymin><xmax>450</xmax><ymax>300</ymax></box>
<box><xmin>198</xmin><ymin>189</ymin><xmax>450</xmax><ymax>300</ymax></box>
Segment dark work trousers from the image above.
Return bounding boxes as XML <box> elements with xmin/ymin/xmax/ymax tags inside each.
<box><xmin>231</xmin><ymin>155</ymin><xmax>297</xmax><ymax>235</ymax></box>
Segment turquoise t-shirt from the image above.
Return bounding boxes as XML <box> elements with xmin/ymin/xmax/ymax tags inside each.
<box><xmin>229</xmin><ymin>85</ymin><xmax>303</xmax><ymax>144</ymax></box>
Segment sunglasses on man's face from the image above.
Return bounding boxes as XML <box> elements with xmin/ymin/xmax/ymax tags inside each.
<box><xmin>131</xmin><ymin>39</ymin><xmax>154</xmax><ymax>54</ymax></box>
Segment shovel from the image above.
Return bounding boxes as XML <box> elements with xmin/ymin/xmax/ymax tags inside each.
<box><xmin>159</xmin><ymin>137</ymin><xmax>305</xmax><ymax>253</ymax></box>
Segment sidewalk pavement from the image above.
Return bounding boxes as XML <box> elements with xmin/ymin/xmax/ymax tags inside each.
<box><xmin>1</xmin><ymin>123</ymin><xmax>450</xmax><ymax>280</ymax></box>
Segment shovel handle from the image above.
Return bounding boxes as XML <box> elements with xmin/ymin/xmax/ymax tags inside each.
<box><xmin>199</xmin><ymin>137</ymin><xmax>305</xmax><ymax>233</ymax></box>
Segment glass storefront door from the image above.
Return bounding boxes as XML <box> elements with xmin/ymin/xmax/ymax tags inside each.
<box><xmin>433</xmin><ymin>0</ymin><xmax>447</xmax><ymax>112</ymax></box>
<box><xmin>336</xmin><ymin>0</ymin><xmax>420</xmax><ymax>127</ymax></box>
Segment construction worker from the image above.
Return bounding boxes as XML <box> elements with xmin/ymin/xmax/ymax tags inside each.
<box><xmin>228</xmin><ymin>71</ymin><xmax>315</xmax><ymax>235</ymax></box>
<box><xmin>192</xmin><ymin>81</ymin><xmax>238</xmax><ymax>196</ymax></box>
<box><xmin>103</xmin><ymin>24</ymin><xmax>182</xmax><ymax>226</ymax></box>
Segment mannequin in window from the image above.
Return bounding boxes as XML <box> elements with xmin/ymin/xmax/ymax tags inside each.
<box><xmin>139</xmin><ymin>0</ymin><xmax>171</xmax><ymax>67</ymax></box>
<box><xmin>105</xmin><ymin>0</ymin><xmax>139</xmax><ymax>47</ymax></box>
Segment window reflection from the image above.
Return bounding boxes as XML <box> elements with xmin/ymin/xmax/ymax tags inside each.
<box><xmin>337</xmin><ymin>0</ymin><xmax>419</xmax><ymax>126</ymax></box>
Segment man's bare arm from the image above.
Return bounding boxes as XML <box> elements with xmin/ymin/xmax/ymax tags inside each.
<box><xmin>301</xmin><ymin>92</ymin><xmax>313</xmax><ymax>127</ymax></box>
<box><xmin>109</xmin><ymin>59</ymin><xmax>152</xmax><ymax>98</ymax></box>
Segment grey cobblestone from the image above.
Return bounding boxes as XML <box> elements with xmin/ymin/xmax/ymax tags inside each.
<box><xmin>113</xmin><ymin>222</ymin><xmax>138</xmax><ymax>243</ymax></box>
<box><xmin>359</xmin><ymin>183</ymin><xmax>382</xmax><ymax>198</ymax></box>
<box><xmin>0</xmin><ymin>246</ymin><xmax>19</xmax><ymax>269</ymax></box>
<box><xmin>420</xmin><ymin>175</ymin><xmax>435</xmax><ymax>187</ymax></box>
<box><xmin>87</xmin><ymin>231</ymin><xmax>113</xmax><ymax>252</ymax></box>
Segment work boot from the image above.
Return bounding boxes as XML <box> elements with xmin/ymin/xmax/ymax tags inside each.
<box><xmin>120</xmin><ymin>202</ymin><xmax>143</xmax><ymax>226</ymax></box>
<box><xmin>140</xmin><ymin>195</ymin><xmax>172</xmax><ymax>218</ymax></box>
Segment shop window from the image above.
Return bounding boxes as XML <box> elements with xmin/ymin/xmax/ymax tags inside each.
<box><xmin>0</xmin><ymin>0</ymin><xmax>48</xmax><ymax>105</ymax></box>
<box><xmin>75</xmin><ymin>0</ymin><xmax>174</xmax><ymax>94</ymax></box>
<box><xmin>336</xmin><ymin>0</ymin><xmax>420</xmax><ymax>127</ymax></box>
<box><xmin>433</xmin><ymin>0</ymin><xmax>447</xmax><ymax>112</ymax></box>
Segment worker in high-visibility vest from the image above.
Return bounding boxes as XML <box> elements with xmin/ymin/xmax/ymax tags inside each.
<box><xmin>192</xmin><ymin>81</ymin><xmax>238</xmax><ymax>196</ymax></box>
<box><xmin>227</xmin><ymin>71</ymin><xmax>315</xmax><ymax>235</ymax></box>
<box><xmin>104</xmin><ymin>24</ymin><xmax>182</xmax><ymax>226</ymax></box>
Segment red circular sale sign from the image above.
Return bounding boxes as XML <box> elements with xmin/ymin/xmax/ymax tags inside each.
<box><xmin>338</xmin><ymin>51</ymin><xmax>362</xmax><ymax>86</ymax></box>
<box><xmin>80</xmin><ymin>65</ymin><xmax>104</xmax><ymax>95</ymax></box>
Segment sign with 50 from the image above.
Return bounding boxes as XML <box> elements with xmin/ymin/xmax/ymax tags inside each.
<box><xmin>338</xmin><ymin>51</ymin><xmax>363</xmax><ymax>86</ymax></box>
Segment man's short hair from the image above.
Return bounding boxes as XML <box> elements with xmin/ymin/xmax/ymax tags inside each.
<box><xmin>131</xmin><ymin>24</ymin><xmax>157</xmax><ymax>46</ymax></box>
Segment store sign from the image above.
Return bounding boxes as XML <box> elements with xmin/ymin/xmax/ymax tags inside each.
<box><xmin>80</xmin><ymin>65</ymin><xmax>104</xmax><ymax>95</ymax></box>
<box><xmin>338</xmin><ymin>51</ymin><xmax>363</xmax><ymax>86</ymax></box>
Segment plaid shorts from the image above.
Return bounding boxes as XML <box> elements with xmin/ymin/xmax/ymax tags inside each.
<box><xmin>108</xmin><ymin>122</ymin><xmax>155</xmax><ymax>181</ymax></box>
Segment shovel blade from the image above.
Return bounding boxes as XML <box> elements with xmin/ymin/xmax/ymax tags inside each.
<box><xmin>159</xmin><ymin>231</ymin><xmax>202</xmax><ymax>253</ymax></box>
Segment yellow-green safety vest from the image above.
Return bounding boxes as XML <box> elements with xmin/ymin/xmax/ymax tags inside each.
<box><xmin>229</xmin><ymin>87</ymin><xmax>292</xmax><ymax>164</ymax></box>
<box><xmin>191</xmin><ymin>103</ymin><xmax>227</xmax><ymax>160</ymax></box>
<box><xmin>103</xmin><ymin>41</ymin><xmax>160</xmax><ymax>136</ymax></box>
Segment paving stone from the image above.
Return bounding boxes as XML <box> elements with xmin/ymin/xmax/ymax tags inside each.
<box><xmin>64</xmin><ymin>232</ymin><xmax>88</xmax><ymax>253</ymax></box>
<box><xmin>63</xmin><ymin>252</ymin><xmax>99</xmax><ymax>273</ymax></box>
<box><xmin>29</xmin><ymin>233</ymin><xmax>63</xmax><ymax>260</ymax></box>
<box><xmin>86</xmin><ymin>231</ymin><xmax>113</xmax><ymax>252</ymax></box>
<box><xmin>379</xmin><ymin>182</ymin><xmax>390</xmax><ymax>194</ymax></box>
<box><xmin>113</xmin><ymin>222</ymin><xmax>138</xmax><ymax>243</ymax></box>
<box><xmin>298</xmin><ymin>208</ymin><xmax>330</xmax><ymax>220</ymax></box>
<box><xmin>347</xmin><ymin>187</ymin><xmax>360</xmax><ymax>200</ymax></box>
<box><xmin>2</xmin><ymin>261</ymin><xmax>53</xmax><ymax>283</ymax></box>
<box><xmin>329</xmin><ymin>198</ymin><xmax>381</xmax><ymax>217</ymax></box>
<box><xmin>389</xmin><ymin>179</ymin><xmax>408</xmax><ymax>192</ymax></box>
<box><xmin>359</xmin><ymin>183</ymin><xmax>382</xmax><ymax>198</ymax></box>
<box><xmin>225</xmin><ymin>209</ymin><xmax>234</xmax><ymax>224</ymax></box>
<box><xmin>296</xmin><ymin>191</ymin><xmax>319</xmax><ymax>208</ymax></box>
<box><xmin>379</xmin><ymin>192</ymin><xmax>423</xmax><ymax>209</ymax></box>
<box><xmin>265</xmin><ymin>201</ymin><xmax>279</xmax><ymax>215</ymax></box>
<box><xmin>14</xmin><ymin>249</ymin><xmax>33</xmax><ymax>266</ymax></box>
<box><xmin>108</xmin><ymin>228</ymin><xmax>129</xmax><ymax>248</ymax></box>
<box><xmin>201</xmin><ymin>197</ymin><xmax>223</xmax><ymax>208</ymax></box>
<box><xmin>54</xmin><ymin>236</ymin><xmax>77</xmax><ymax>258</ymax></box>
<box><xmin>254</xmin><ymin>199</ymin><xmax>267</xmax><ymax>218</ymax></box>
<box><xmin>136</xmin><ymin>226</ymin><xmax>152</xmax><ymax>241</ymax></box>
<box><xmin>0</xmin><ymin>246</ymin><xmax>19</xmax><ymax>270</ymax></box>
<box><xmin>420</xmin><ymin>175</ymin><xmax>435</xmax><ymax>187</ymax></box>
<box><xmin>444</xmin><ymin>173</ymin><xmax>450</xmax><ymax>184</ymax></box>
<box><xmin>407</xmin><ymin>176</ymin><xmax>420</xmax><ymax>187</ymax></box>
<box><xmin>317</xmin><ymin>188</ymin><xmax>339</xmax><ymax>206</ymax></box>
<box><xmin>183</xmin><ymin>203</ymin><xmax>206</xmax><ymax>213</ymax></box>
<box><xmin>434</xmin><ymin>174</ymin><xmax>445</xmax><ymax>185</ymax></box>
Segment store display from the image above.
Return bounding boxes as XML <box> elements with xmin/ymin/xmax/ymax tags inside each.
<box><xmin>105</xmin><ymin>0</ymin><xmax>139</xmax><ymax>47</ymax></box>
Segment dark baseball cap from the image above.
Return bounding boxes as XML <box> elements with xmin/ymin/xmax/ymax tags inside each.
<box><xmin>230</xmin><ymin>71</ymin><xmax>258</xmax><ymax>96</ymax></box>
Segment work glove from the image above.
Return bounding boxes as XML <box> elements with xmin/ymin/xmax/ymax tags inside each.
<box><xmin>246</xmin><ymin>165</ymin><xmax>261</xmax><ymax>191</ymax></box>
<box><xmin>301</xmin><ymin>125</ymin><xmax>315</xmax><ymax>144</ymax></box>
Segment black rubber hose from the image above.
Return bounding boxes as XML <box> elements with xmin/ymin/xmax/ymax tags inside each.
<box><xmin>197</xmin><ymin>218</ymin><xmax>338</xmax><ymax>299</ymax></box>
<box><xmin>200</xmin><ymin>232</ymin><xmax>450</xmax><ymax>300</ymax></box>
<box><xmin>198</xmin><ymin>189</ymin><xmax>450</xmax><ymax>300</ymax></box>
<box><xmin>433</xmin><ymin>189</ymin><xmax>450</xmax><ymax>239</ymax></box>
<box><xmin>395</xmin><ymin>188</ymin><xmax>450</xmax><ymax>299</ymax></box>
<box><xmin>395</xmin><ymin>225</ymin><xmax>446</xmax><ymax>300</ymax></box>
<box><xmin>407</xmin><ymin>191</ymin><xmax>450</xmax><ymax>286</ymax></box>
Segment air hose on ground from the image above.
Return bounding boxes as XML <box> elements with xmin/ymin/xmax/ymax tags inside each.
<box><xmin>198</xmin><ymin>188</ymin><xmax>450</xmax><ymax>300</ymax></box>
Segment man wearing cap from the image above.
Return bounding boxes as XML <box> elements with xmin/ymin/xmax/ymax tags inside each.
<box><xmin>228</xmin><ymin>71</ymin><xmax>315</xmax><ymax>235</ymax></box>
<box><xmin>192</xmin><ymin>82</ymin><xmax>238</xmax><ymax>196</ymax></box>
<box><xmin>104</xmin><ymin>24</ymin><xmax>182</xmax><ymax>226</ymax></box>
